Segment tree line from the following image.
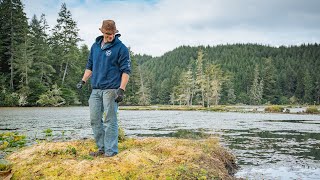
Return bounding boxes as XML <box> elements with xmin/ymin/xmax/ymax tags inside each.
<box><xmin>1</xmin><ymin>0</ymin><xmax>319</xmax><ymax>107</ymax></box>
<box><xmin>139</xmin><ymin>44</ymin><xmax>320</xmax><ymax>106</ymax></box>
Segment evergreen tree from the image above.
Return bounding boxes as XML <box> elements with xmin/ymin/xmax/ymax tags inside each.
<box><xmin>249</xmin><ymin>65</ymin><xmax>264</xmax><ymax>105</ymax></box>
<box><xmin>137</xmin><ymin>64</ymin><xmax>151</xmax><ymax>105</ymax></box>
<box><xmin>158</xmin><ymin>78</ymin><xmax>171</xmax><ymax>104</ymax></box>
<box><xmin>315</xmin><ymin>80</ymin><xmax>320</xmax><ymax>105</ymax></box>
<box><xmin>174</xmin><ymin>66</ymin><xmax>194</xmax><ymax>106</ymax></box>
<box><xmin>50</xmin><ymin>3</ymin><xmax>81</xmax><ymax>86</ymax></box>
<box><xmin>222</xmin><ymin>73</ymin><xmax>236</xmax><ymax>104</ymax></box>
<box><xmin>29</xmin><ymin>14</ymin><xmax>55</xmax><ymax>86</ymax></box>
<box><xmin>204</xmin><ymin>64</ymin><xmax>224</xmax><ymax>106</ymax></box>
<box><xmin>13</xmin><ymin>33</ymin><xmax>34</xmax><ymax>105</ymax></box>
<box><xmin>185</xmin><ymin>66</ymin><xmax>195</xmax><ymax>106</ymax></box>
<box><xmin>261</xmin><ymin>58</ymin><xmax>278</xmax><ymax>104</ymax></box>
<box><xmin>195</xmin><ymin>49</ymin><xmax>206</xmax><ymax>106</ymax></box>
<box><xmin>227</xmin><ymin>88</ymin><xmax>236</xmax><ymax>104</ymax></box>
<box><xmin>125</xmin><ymin>49</ymin><xmax>140</xmax><ymax>105</ymax></box>
<box><xmin>295</xmin><ymin>68</ymin><xmax>304</xmax><ymax>102</ymax></box>
<box><xmin>303</xmin><ymin>70</ymin><xmax>313</xmax><ymax>104</ymax></box>
<box><xmin>77</xmin><ymin>44</ymin><xmax>90</xmax><ymax>105</ymax></box>
<box><xmin>0</xmin><ymin>0</ymin><xmax>28</xmax><ymax>90</ymax></box>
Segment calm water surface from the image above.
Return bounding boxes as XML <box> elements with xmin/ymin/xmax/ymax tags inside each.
<box><xmin>1</xmin><ymin>107</ymin><xmax>320</xmax><ymax>180</ymax></box>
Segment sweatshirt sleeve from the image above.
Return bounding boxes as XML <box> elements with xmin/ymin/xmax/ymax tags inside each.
<box><xmin>118</xmin><ymin>45</ymin><xmax>131</xmax><ymax>75</ymax></box>
<box><xmin>85</xmin><ymin>46</ymin><xmax>94</xmax><ymax>71</ymax></box>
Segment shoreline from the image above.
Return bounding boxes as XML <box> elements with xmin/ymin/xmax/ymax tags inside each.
<box><xmin>1</xmin><ymin>105</ymin><xmax>319</xmax><ymax>114</ymax></box>
<box><xmin>118</xmin><ymin>105</ymin><xmax>320</xmax><ymax>114</ymax></box>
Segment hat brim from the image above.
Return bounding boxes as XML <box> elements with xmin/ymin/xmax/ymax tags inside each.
<box><xmin>99</xmin><ymin>28</ymin><xmax>119</xmax><ymax>34</ymax></box>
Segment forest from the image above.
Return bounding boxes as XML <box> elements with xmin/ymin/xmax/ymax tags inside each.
<box><xmin>1</xmin><ymin>0</ymin><xmax>319</xmax><ymax>107</ymax></box>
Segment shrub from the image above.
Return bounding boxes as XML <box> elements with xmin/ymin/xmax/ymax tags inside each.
<box><xmin>37</xmin><ymin>84</ymin><xmax>65</xmax><ymax>106</ymax></box>
<box><xmin>264</xmin><ymin>105</ymin><xmax>284</xmax><ymax>113</ymax></box>
<box><xmin>306</xmin><ymin>106</ymin><xmax>320</xmax><ymax>114</ymax></box>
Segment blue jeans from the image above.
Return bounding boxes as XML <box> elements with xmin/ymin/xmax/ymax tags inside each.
<box><xmin>89</xmin><ymin>89</ymin><xmax>118</xmax><ymax>156</ymax></box>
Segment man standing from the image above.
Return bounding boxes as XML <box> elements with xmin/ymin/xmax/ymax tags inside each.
<box><xmin>77</xmin><ymin>20</ymin><xmax>131</xmax><ymax>157</ymax></box>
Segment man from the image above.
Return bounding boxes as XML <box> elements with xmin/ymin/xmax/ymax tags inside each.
<box><xmin>77</xmin><ymin>20</ymin><xmax>131</xmax><ymax>157</ymax></box>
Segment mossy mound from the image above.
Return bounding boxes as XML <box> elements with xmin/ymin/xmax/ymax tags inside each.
<box><xmin>7</xmin><ymin>137</ymin><xmax>238</xmax><ymax>179</ymax></box>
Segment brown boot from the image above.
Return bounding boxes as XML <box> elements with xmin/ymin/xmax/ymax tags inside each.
<box><xmin>89</xmin><ymin>150</ymin><xmax>104</xmax><ymax>157</ymax></box>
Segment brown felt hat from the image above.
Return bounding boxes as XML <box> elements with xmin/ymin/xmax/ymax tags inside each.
<box><xmin>99</xmin><ymin>20</ymin><xmax>119</xmax><ymax>34</ymax></box>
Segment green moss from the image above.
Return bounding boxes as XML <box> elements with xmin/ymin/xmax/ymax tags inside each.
<box><xmin>7</xmin><ymin>137</ymin><xmax>238</xmax><ymax>179</ymax></box>
<box><xmin>0</xmin><ymin>159</ymin><xmax>12</xmax><ymax>171</ymax></box>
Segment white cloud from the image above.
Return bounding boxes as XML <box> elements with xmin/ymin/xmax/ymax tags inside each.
<box><xmin>23</xmin><ymin>0</ymin><xmax>320</xmax><ymax>56</ymax></box>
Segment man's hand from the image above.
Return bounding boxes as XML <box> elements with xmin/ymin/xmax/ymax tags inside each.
<box><xmin>76</xmin><ymin>80</ymin><xmax>85</xmax><ymax>89</ymax></box>
<box><xmin>115</xmin><ymin>88</ymin><xmax>125</xmax><ymax>103</ymax></box>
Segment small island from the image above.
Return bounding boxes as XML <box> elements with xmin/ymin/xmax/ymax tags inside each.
<box><xmin>1</xmin><ymin>131</ymin><xmax>238</xmax><ymax>179</ymax></box>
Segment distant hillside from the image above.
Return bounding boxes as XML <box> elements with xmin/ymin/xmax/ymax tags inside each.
<box><xmin>135</xmin><ymin>43</ymin><xmax>320</xmax><ymax>105</ymax></box>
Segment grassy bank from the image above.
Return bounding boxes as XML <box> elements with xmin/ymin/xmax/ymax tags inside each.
<box><xmin>119</xmin><ymin>105</ymin><xmax>320</xmax><ymax>114</ymax></box>
<box><xmin>5</xmin><ymin>137</ymin><xmax>238</xmax><ymax>179</ymax></box>
<box><xmin>119</xmin><ymin>105</ymin><xmax>237</xmax><ymax>112</ymax></box>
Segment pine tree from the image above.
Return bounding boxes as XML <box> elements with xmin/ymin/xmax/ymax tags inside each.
<box><xmin>172</xmin><ymin>65</ymin><xmax>195</xmax><ymax>106</ymax></box>
<box><xmin>125</xmin><ymin>49</ymin><xmax>140</xmax><ymax>105</ymax></box>
<box><xmin>315</xmin><ymin>80</ymin><xmax>320</xmax><ymax>104</ymax></box>
<box><xmin>262</xmin><ymin>58</ymin><xmax>278</xmax><ymax>104</ymax></box>
<box><xmin>204</xmin><ymin>64</ymin><xmax>224</xmax><ymax>107</ymax></box>
<box><xmin>227</xmin><ymin>88</ymin><xmax>236</xmax><ymax>104</ymax></box>
<box><xmin>0</xmin><ymin>0</ymin><xmax>28</xmax><ymax>90</ymax></box>
<box><xmin>303</xmin><ymin>70</ymin><xmax>313</xmax><ymax>104</ymax></box>
<box><xmin>13</xmin><ymin>33</ymin><xmax>34</xmax><ymax>105</ymax></box>
<box><xmin>77</xmin><ymin>44</ymin><xmax>90</xmax><ymax>105</ymax></box>
<box><xmin>30</xmin><ymin>14</ymin><xmax>55</xmax><ymax>86</ymax></box>
<box><xmin>195</xmin><ymin>49</ymin><xmax>206</xmax><ymax>106</ymax></box>
<box><xmin>295</xmin><ymin>68</ymin><xmax>304</xmax><ymax>102</ymax></box>
<box><xmin>249</xmin><ymin>65</ymin><xmax>264</xmax><ymax>105</ymax></box>
<box><xmin>137</xmin><ymin>64</ymin><xmax>151</xmax><ymax>105</ymax></box>
<box><xmin>50</xmin><ymin>3</ymin><xmax>81</xmax><ymax>86</ymax></box>
<box><xmin>223</xmin><ymin>73</ymin><xmax>236</xmax><ymax>104</ymax></box>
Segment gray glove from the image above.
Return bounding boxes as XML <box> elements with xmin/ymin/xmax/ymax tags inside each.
<box><xmin>76</xmin><ymin>80</ymin><xmax>85</xmax><ymax>89</ymax></box>
<box><xmin>115</xmin><ymin>88</ymin><xmax>125</xmax><ymax>103</ymax></box>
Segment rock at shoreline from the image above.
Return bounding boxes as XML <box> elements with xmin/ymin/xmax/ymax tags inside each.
<box><xmin>7</xmin><ymin>137</ymin><xmax>238</xmax><ymax>179</ymax></box>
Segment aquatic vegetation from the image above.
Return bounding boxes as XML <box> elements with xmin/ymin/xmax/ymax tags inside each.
<box><xmin>0</xmin><ymin>132</ymin><xmax>26</xmax><ymax>179</ymax></box>
<box><xmin>0</xmin><ymin>132</ymin><xmax>26</xmax><ymax>150</ymax></box>
<box><xmin>168</xmin><ymin>129</ymin><xmax>210</xmax><ymax>139</ymax></box>
<box><xmin>7</xmin><ymin>137</ymin><xmax>238</xmax><ymax>179</ymax></box>
<box><xmin>43</xmin><ymin>128</ymin><xmax>53</xmax><ymax>137</ymax></box>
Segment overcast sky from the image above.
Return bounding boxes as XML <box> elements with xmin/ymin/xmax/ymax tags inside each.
<box><xmin>22</xmin><ymin>0</ymin><xmax>320</xmax><ymax>57</ymax></box>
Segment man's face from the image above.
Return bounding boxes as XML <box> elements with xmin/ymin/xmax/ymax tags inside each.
<box><xmin>102</xmin><ymin>31</ymin><xmax>115</xmax><ymax>43</ymax></box>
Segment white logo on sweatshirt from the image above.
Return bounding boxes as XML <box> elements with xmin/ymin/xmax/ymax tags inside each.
<box><xmin>106</xmin><ymin>50</ymin><xmax>112</xmax><ymax>56</ymax></box>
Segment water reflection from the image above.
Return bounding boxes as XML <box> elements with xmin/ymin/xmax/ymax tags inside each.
<box><xmin>222</xmin><ymin>129</ymin><xmax>320</xmax><ymax>163</ymax></box>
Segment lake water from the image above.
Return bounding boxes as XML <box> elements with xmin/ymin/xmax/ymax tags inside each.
<box><xmin>1</xmin><ymin>107</ymin><xmax>320</xmax><ymax>179</ymax></box>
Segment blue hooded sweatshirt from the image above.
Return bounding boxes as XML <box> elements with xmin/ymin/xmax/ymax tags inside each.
<box><xmin>86</xmin><ymin>34</ymin><xmax>131</xmax><ymax>89</ymax></box>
